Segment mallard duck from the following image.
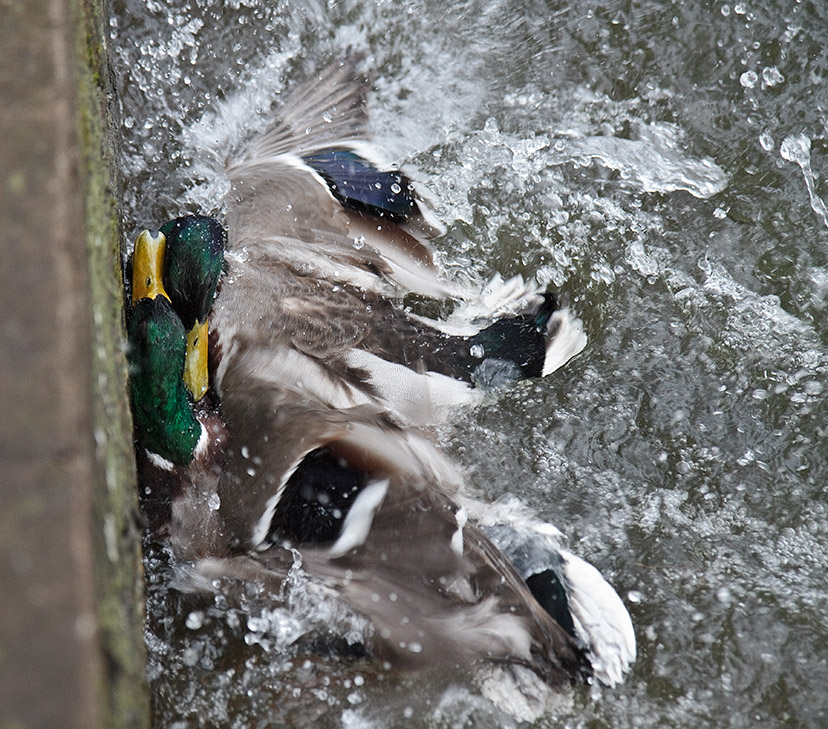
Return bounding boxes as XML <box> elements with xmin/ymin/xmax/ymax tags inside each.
<box><xmin>127</xmin><ymin>60</ymin><xmax>634</xmax><ymax>697</ymax></box>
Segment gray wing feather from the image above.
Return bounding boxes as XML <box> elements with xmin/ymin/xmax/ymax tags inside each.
<box><xmin>235</xmin><ymin>59</ymin><xmax>369</xmax><ymax>163</ymax></box>
<box><xmin>225</xmin><ymin>61</ymin><xmax>456</xmax><ymax>298</ymax></box>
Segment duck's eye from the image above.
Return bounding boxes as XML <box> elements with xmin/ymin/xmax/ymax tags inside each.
<box><xmin>146</xmin><ymin>276</ymin><xmax>152</xmax><ymax>288</ymax></box>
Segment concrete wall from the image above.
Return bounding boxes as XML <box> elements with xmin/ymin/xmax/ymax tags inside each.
<box><xmin>0</xmin><ymin>0</ymin><xmax>149</xmax><ymax>726</ymax></box>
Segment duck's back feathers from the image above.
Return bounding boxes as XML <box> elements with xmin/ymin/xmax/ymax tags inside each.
<box><xmin>189</xmin><ymin>354</ymin><xmax>593</xmax><ymax>685</ymax></box>
<box><xmin>298</xmin><ymin>499</ymin><xmax>590</xmax><ymax>684</ymax></box>
<box><xmin>211</xmin><ymin>250</ymin><xmax>585</xmax><ymax>431</ymax></box>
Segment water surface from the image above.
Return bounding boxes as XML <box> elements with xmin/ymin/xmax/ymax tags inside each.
<box><xmin>110</xmin><ymin>1</ymin><xmax>828</xmax><ymax>726</ymax></box>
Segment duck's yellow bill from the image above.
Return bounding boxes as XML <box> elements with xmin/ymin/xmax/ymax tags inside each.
<box><xmin>183</xmin><ymin>319</ymin><xmax>209</xmax><ymax>401</ymax></box>
<box><xmin>132</xmin><ymin>229</ymin><xmax>171</xmax><ymax>303</ymax></box>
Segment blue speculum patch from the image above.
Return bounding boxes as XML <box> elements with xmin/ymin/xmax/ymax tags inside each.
<box><xmin>303</xmin><ymin>148</ymin><xmax>419</xmax><ymax>223</ymax></box>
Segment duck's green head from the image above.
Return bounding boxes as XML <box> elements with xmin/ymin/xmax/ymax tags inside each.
<box><xmin>160</xmin><ymin>214</ymin><xmax>226</xmax><ymax>330</ymax></box>
<box><xmin>158</xmin><ymin>215</ymin><xmax>226</xmax><ymax>402</ymax></box>
<box><xmin>128</xmin><ymin>295</ymin><xmax>202</xmax><ymax>466</ymax></box>
<box><xmin>127</xmin><ymin>229</ymin><xmax>199</xmax><ymax>465</ymax></box>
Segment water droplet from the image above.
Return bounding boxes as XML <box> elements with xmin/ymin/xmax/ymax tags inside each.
<box><xmin>780</xmin><ymin>134</ymin><xmax>828</xmax><ymax>228</ymax></box>
<box><xmin>627</xmin><ymin>590</ymin><xmax>643</xmax><ymax>604</ymax></box>
<box><xmin>186</xmin><ymin>611</ymin><xmax>204</xmax><ymax>629</ymax></box>
<box><xmin>470</xmin><ymin>343</ymin><xmax>485</xmax><ymax>358</ymax></box>
<box><xmin>352</xmin><ymin>235</ymin><xmax>365</xmax><ymax>250</ymax></box>
<box><xmin>759</xmin><ymin>131</ymin><xmax>774</xmax><ymax>151</ymax></box>
<box><xmin>208</xmin><ymin>492</ymin><xmax>220</xmax><ymax>511</ymax></box>
<box><xmin>390</xmin><ymin>182</ymin><xmax>401</xmax><ymax>194</ymax></box>
<box><xmin>780</xmin><ymin>133</ymin><xmax>810</xmax><ymax>164</ymax></box>
<box><xmin>762</xmin><ymin>66</ymin><xmax>785</xmax><ymax>87</ymax></box>
<box><xmin>716</xmin><ymin>586</ymin><xmax>733</xmax><ymax>604</ymax></box>
<box><xmin>739</xmin><ymin>70</ymin><xmax>758</xmax><ymax>89</ymax></box>
<box><xmin>737</xmin><ymin>449</ymin><xmax>756</xmax><ymax>466</ymax></box>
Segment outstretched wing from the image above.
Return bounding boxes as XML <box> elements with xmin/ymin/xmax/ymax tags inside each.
<box><xmin>226</xmin><ymin>60</ymin><xmax>454</xmax><ymax>299</ymax></box>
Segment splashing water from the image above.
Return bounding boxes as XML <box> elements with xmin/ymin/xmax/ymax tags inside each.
<box><xmin>110</xmin><ymin>0</ymin><xmax>828</xmax><ymax>727</ymax></box>
<box><xmin>780</xmin><ymin>133</ymin><xmax>828</xmax><ymax>230</ymax></box>
<box><xmin>557</xmin><ymin>121</ymin><xmax>728</xmax><ymax>199</ymax></box>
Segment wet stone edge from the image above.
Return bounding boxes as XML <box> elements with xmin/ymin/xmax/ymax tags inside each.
<box><xmin>71</xmin><ymin>0</ymin><xmax>151</xmax><ymax>726</ymax></box>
